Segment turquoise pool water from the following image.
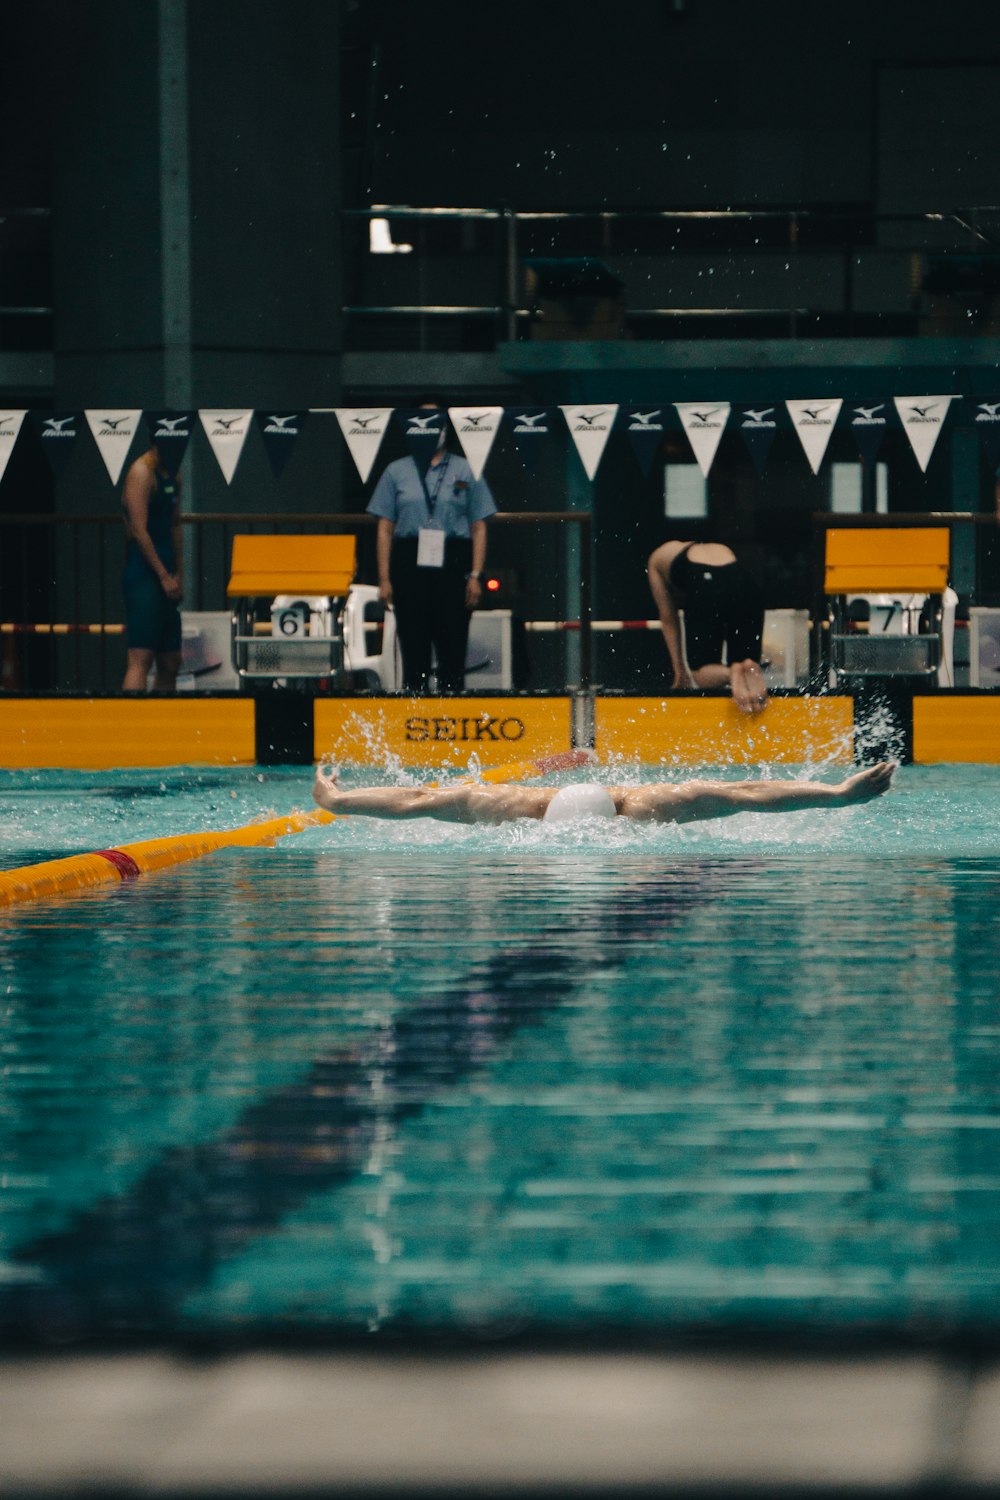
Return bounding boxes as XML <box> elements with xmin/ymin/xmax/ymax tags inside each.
<box><xmin>2</xmin><ymin>762</ymin><xmax>999</xmax><ymax>1344</ymax></box>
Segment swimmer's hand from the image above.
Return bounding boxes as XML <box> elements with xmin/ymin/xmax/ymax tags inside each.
<box><xmin>730</xmin><ymin>660</ymin><xmax>769</xmax><ymax>715</ymax></box>
<box><xmin>838</xmin><ymin>761</ymin><xmax>896</xmax><ymax>804</ymax></box>
<box><xmin>313</xmin><ymin>762</ymin><xmax>341</xmax><ymax>812</ymax></box>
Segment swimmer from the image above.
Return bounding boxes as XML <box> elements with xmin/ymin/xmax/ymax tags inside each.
<box><xmin>313</xmin><ymin>761</ymin><xmax>896</xmax><ymax>826</ymax></box>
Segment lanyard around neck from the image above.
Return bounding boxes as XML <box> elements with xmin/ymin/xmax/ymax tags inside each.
<box><xmin>420</xmin><ymin>452</ymin><xmax>449</xmax><ymax>517</ymax></box>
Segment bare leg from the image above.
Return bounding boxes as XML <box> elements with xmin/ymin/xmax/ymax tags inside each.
<box><xmin>153</xmin><ymin>650</ymin><xmax>181</xmax><ymax>693</ymax></box>
<box><xmin>618</xmin><ymin>762</ymin><xmax>896</xmax><ymax>824</ymax></box>
<box><xmin>690</xmin><ymin>663</ymin><xmax>730</xmax><ymax>691</ymax></box>
<box><xmin>123</xmin><ymin>647</ymin><xmax>153</xmax><ymax>692</ymax></box>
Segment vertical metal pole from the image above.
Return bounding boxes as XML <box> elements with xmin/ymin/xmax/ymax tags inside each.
<box><xmin>195</xmin><ymin>518</ymin><xmax>203</xmax><ymax>610</ymax></box>
<box><xmin>579</xmin><ymin>513</ymin><xmax>592</xmax><ymax>692</ymax></box>
<box><xmin>505</xmin><ymin>209</ymin><xmax>518</xmax><ymax>342</ymax></box>
<box><xmin>72</xmin><ymin>521</ymin><xmax>81</xmax><ymax>690</ymax></box>
<box><xmin>563</xmin><ymin>460</ymin><xmax>588</xmax><ymax>689</ymax></box>
<box><xmin>789</xmin><ymin>212</ymin><xmax>799</xmax><ymax>339</ymax></box>
<box><xmin>159</xmin><ymin>0</ymin><xmax>192</xmax><ymax>409</ymax></box>
<box><xmin>98</xmin><ymin>519</ymin><xmax>107</xmax><ymax>690</ymax></box>
<box><xmin>417</xmin><ymin>221</ymin><xmax>427</xmax><ymax>353</ymax></box>
<box><xmin>159</xmin><ymin>0</ymin><xmax>195</xmax><ymax>522</ymax></box>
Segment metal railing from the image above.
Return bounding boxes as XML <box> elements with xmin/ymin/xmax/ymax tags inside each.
<box><xmin>342</xmin><ymin>203</ymin><xmax>1000</xmax><ymax>346</ymax></box>
<box><xmin>5</xmin><ymin>506</ymin><xmax>998</xmax><ymax>695</ymax></box>
<box><xmin>0</xmin><ymin>511</ymin><xmax>593</xmax><ymax>694</ymax></box>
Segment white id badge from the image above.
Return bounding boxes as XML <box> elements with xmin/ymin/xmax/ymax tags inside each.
<box><xmin>416</xmin><ymin>527</ymin><xmax>445</xmax><ymax>568</ymax></box>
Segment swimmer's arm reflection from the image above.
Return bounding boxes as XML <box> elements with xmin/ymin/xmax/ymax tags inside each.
<box><xmin>314</xmin><ymin>763</ymin><xmax>895</xmax><ymax>824</ymax></box>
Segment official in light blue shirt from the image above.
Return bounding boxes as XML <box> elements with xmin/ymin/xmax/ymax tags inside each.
<box><xmin>366</xmin><ymin>412</ymin><xmax>498</xmax><ymax>692</ymax></box>
<box><xmin>367</xmin><ymin>452</ymin><xmax>497</xmax><ymax>537</ymax></box>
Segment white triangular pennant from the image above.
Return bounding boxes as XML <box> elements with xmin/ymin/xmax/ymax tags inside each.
<box><xmin>448</xmin><ymin>406</ymin><xmax>503</xmax><ymax>480</ymax></box>
<box><xmin>334</xmin><ymin>408</ymin><xmax>393</xmax><ymax>483</ymax></box>
<box><xmin>561</xmin><ymin>404</ymin><xmax>618</xmax><ymax>480</ymax></box>
<box><xmin>893</xmin><ymin>396</ymin><xmax>955</xmax><ymax>472</ymax></box>
<box><xmin>198</xmin><ymin>409</ymin><xmax>253</xmax><ymax>485</ymax></box>
<box><xmin>674</xmin><ymin>402</ymin><xmax>731</xmax><ymax>476</ymax></box>
<box><xmin>785</xmin><ymin>399</ymin><xmax>843</xmax><ymax>475</ymax></box>
<box><xmin>85</xmin><ymin>409</ymin><xmax>142</xmax><ymax>485</ymax></box>
<box><xmin>0</xmin><ymin>410</ymin><xmax>27</xmax><ymax>486</ymax></box>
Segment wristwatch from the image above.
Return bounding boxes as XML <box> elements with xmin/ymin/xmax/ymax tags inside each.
<box><xmin>466</xmin><ymin>571</ymin><xmax>484</xmax><ymax>582</ymax></box>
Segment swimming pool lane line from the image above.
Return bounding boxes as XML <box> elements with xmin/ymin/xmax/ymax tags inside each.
<box><xmin>0</xmin><ymin>751</ymin><xmax>597</xmax><ymax>908</ymax></box>
<box><xmin>0</xmin><ymin>807</ymin><xmax>337</xmax><ymax>908</ymax></box>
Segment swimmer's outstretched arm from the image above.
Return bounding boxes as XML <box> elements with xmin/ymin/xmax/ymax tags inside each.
<box><xmin>617</xmin><ymin>762</ymin><xmax>896</xmax><ymax>824</ymax></box>
<box><xmin>313</xmin><ymin>765</ymin><xmax>550</xmax><ymax>823</ymax></box>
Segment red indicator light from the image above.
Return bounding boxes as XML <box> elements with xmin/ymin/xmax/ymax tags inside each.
<box><xmin>486</xmin><ymin>577</ymin><xmax>500</xmax><ymax>592</ymax></box>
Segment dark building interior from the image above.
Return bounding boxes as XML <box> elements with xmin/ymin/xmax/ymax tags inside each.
<box><xmin>1</xmin><ymin>0</ymin><xmax>999</xmax><ymax>690</ymax></box>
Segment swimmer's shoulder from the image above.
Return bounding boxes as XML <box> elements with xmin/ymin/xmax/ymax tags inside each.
<box><xmin>613</xmin><ymin>783</ymin><xmax>686</xmax><ymax>823</ymax></box>
<box><xmin>648</xmin><ymin>540</ymin><xmax>688</xmax><ymax>572</ymax></box>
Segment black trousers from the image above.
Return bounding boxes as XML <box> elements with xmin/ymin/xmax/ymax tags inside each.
<box><xmin>390</xmin><ymin>536</ymin><xmax>473</xmax><ymax>692</ymax></box>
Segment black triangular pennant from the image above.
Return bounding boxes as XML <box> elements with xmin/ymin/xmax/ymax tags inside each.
<box><xmin>845</xmin><ymin>399</ymin><xmax>890</xmax><ymax>464</ymax></box>
<box><xmin>972</xmin><ymin>398</ymin><xmax>1000</xmax><ymax>470</ymax></box>
<box><xmin>255</xmin><ymin>410</ymin><xmax>308</xmax><ymax>477</ymax></box>
<box><xmin>34</xmin><ymin>412</ymin><xmax>82</xmax><ymax>477</ymax></box>
<box><xmin>397</xmin><ymin>407</ymin><xmax>447</xmax><ymax>473</ymax></box>
<box><xmin>735</xmin><ymin>404</ymin><xmax>779</xmax><ymax>476</ymax></box>
<box><xmin>505</xmin><ymin>406</ymin><xmax>555</xmax><ymax>478</ymax></box>
<box><xmin>144</xmin><ymin>410</ymin><xmax>196</xmax><ymax>478</ymax></box>
<box><xmin>620</xmin><ymin>405</ymin><xmax>667</xmax><ymax>477</ymax></box>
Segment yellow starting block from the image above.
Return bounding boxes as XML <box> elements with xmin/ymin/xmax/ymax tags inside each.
<box><xmin>824</xmin><ymin>527</ymin><xmax>951</xmax><ymax>680</ymax></box>
<box><xmin>228</xmin><ymin>534</ymin><xmax>357</xmax><ymax>685</ymax></box>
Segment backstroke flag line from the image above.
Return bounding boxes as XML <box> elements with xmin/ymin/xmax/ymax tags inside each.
<box><xmin>785</xmin><ymin>399</ymin><xmax>843</xmax><ymax>474</ymax></box>
<box><xmin>562</xmin><ymin>404</ymin><xmax>618</xmax><ymax>480</ymax></box>
<box><xmin>0</xmin><ymin>398</ymin><xmax>991</xmax><ymax>491</ymax></box>
<box><xmin>0</xmin><ymin>411</ymin><xmax>26</xmax><ymax>485</ymax></box>
<box><xmin>334</xmin><ymin>409</ymin><xmax>392</xmax><ymax>483</ymax></box>
<box><xmin>449</xmin><ymin>406</ymin><xmax>503</xmax><ymax>480</ymax></box>
<box><xmin>674</xmin><ymin>402</ymin><xmax>730</xmax><ymax>476</ymax></box>
<box><xmin>893</xmin><ymin>396</ymin><xmax>954</xmax><ymax>472</ymax></box>
<box><xmin>85</xmin><ymin>410</ymin><xmax>142</xmax><ymax>485</ymax></box>
<box><xmin>199</xmin><ymin>410</ymin><xmax>253</xmax><ymax>485</ymax></box>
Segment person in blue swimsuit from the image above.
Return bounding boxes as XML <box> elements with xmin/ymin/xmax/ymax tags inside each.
<box><xmin>121</xmin><ymin>444</ymin><xmax>183</xmax><ymax>692</ymax></box>
<box><xmin>648</xmin><ymin>540</ymin><xmax>768</xmax><ymax>714</ymax></box>
<box><xmin>367</xmin><ymin>398</ymin><xmax>497</xmax><ymax>692</ymax></box>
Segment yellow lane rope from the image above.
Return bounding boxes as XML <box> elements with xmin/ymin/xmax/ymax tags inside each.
<box><xmin>0</xmin><ymin>750</ymin><xmax>596</xmax><ymax>909</ymax></box>
<box><xmin>0</xmin><ymin>807</ymin><xmax>335</xmax><ymax>908</ymax></box>
<box><xmin>441</xmin><ymin>747</ymin><xmax>596</xmax><ymax>788</ymax></box>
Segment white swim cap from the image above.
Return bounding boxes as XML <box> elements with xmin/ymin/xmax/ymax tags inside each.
<box><xmin>542</xmin><ymin>783</ymin><xmax>617</xmax><ymax>824</ymax></box>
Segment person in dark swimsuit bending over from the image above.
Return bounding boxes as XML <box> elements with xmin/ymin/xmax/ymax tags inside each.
<box><xmin>314</xmin><ymin>761</ymin><xmax>895</xmax><ymax>825</ymax></box>
<box><xmin>648</xmin><ymin>540</ymin><xmax>768</xmax><ymax>714</ymax></box>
